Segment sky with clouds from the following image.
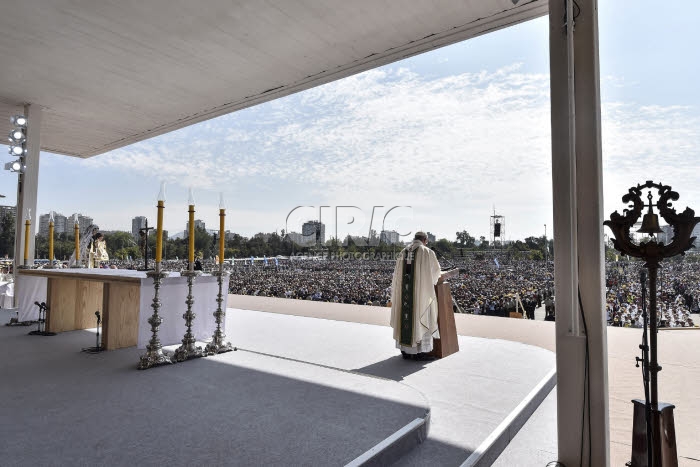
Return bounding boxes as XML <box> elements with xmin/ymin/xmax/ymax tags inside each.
<box><xmin>2</xmin><ymin>1</ymin><xmax>700</xmax><ymax>242</ymax></box>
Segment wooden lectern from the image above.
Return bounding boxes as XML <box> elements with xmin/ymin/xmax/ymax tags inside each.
<box><xmin>430</xmin><ymin>271</ymin><xmax>460</xmax><ymax>358</ymax></box>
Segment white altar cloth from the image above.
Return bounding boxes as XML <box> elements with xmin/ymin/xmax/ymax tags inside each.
<box><xmin>14</xmin><ymin>269</ymin><xmax>228</xmax><ymax>349</ymax></box>
<box><xmin>0</xmin><ymin>281</ymin><xmax>15</xmax><ymax>309</ymax></box>
<box><xmin>17</xmin><ymin>276</ymin><xmax>47</xmax><ymax>320</ymax></box>
<box><xmin>137</xmin><ymin>273</ymin><xmax>229</xmax><ymax>349</ymax></box>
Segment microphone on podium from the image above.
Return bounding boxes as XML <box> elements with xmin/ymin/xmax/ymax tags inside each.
<box><xmin>430</xmin><ymin>246</ymin><xmax>457</xmax><ymax>270</ymax></box>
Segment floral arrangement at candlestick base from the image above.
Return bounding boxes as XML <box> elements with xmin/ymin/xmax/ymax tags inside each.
<box><xmin>173</xmin><ymin>269</ymin><xmax>204</xmax><ymax>362</ymax></box>
<box><xmin>604</xmin><ymin>180</ymin><xmax>699</xmax><ymax>467</ymax></box>
<box><xmin>204</xmin><ymin>266</ymin><xmax>233</xmax><ymax>355</ymax></box>
<box><xmin>138</xmin><ymin>266</ymin><xmax>173</xmax><ymax>369</ymax></box>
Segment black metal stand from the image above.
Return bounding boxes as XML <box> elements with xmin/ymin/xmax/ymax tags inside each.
<box><xmin>605</xmin><ymin>181</ymin><xmax>688</xmax><ymax>467</ymax></box>
<box><xmin>27</xmin><ymin>302</ymin><xmax>55</xmax><ymax>336</ymax></box>
<box><xmin>634</xmin><ymin>270</ymin><xmax>653</xmax><ymax>467</ymax></box>
<box><xmin>81</xmin><ymin>311</ymin><xmax>104</xmax><ymax>353</ymax></box>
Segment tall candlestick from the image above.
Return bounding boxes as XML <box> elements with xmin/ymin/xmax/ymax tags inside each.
<box><xmin>23</xmin><ymin>209</ymin><xmax>31</xmax><ymax>264</ymax></box>
<box><xmin>74</xmin><ymin>216</ymin><xmax>80</xmax><ymax>262</ymax></box>
<box><xmin>219</xmin><ymin>193</ymin><xmax>225</xmax><ymax>265</ymax></box>
<box><xmin>188</xmin><ymin>187</ymin><xmax>195</xmax><ymax>267</ymax></box>
<box><xmin>48</xmin><ymin>211</ymin><xmax>54</xmax><ymax>267</ymax></box>
<box><xmin>156</xmin><ymin>182</ymin><xmax>165</xmax><ymax>263</ymax></box>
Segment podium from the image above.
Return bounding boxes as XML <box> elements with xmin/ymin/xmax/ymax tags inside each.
<box><xmin>630</xmin><ymin>399</ymin><xmax>678</xmax><ymax>467</ymax></box>
<box><xmin>430</xmin><ymin>281</ymin><xmax>460</xmax><ymax>358</ymax></box>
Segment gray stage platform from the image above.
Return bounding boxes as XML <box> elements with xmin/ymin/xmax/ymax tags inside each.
<box><xmin>1</xmin><ymin>308</ymin><xmax>555</xmax><ymax>466</ymax></box>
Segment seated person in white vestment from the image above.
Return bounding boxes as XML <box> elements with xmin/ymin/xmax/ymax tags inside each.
<box><xmin>90</xmin><ymin>232</ymin><xmax>109</xmax><ymax>268</ymax></box>
<box><xmin>390</xmin><ymin>231</ymin><xmax>446</xmax><ymax>360</ymax></box>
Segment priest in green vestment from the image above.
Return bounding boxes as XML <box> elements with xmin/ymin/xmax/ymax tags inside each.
<box><xmin>390</xmin><ymin>231</ymin><xmax>445</xmax><ymax>359</ymax></box>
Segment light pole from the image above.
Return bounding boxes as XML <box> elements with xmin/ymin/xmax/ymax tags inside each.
<box><xmin>544</xmin><ymin>224</ymin><xmax>548</xmax><ymax>262</ymax></box>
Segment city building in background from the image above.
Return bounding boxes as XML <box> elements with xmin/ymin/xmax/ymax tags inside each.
<box><xmin>38</xmin><ymin>212</ymin><xmax>89</xmax><ymax>237</ymax></box>
<box><xmin>132</xmin><ymin>216</ymin><xmax>148</xmax><ymax>240</ymax></box>
<box><xmin>302</xmin><ymin>221</ymin><xmax>325</xmax><ymax>246</ymax></box>
<box><xmin>0</xmin><ymin>205</ymin><xmax>17</xmax><ymax>231</ymax></box>
<box><xmin>185</xmin><ymin>219</ymin><xmax>206</xmax><ymax>237</ymax></box>
<box><xmin>380</xmin><ymin>230</ymin><xmax>400</xmax><ymax>245</ymax></box>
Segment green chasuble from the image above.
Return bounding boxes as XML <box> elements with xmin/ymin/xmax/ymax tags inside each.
<box><xmin>399</xmin><ymin>250</ymin><xmax>416</xmax><ymax>346</ymax></box>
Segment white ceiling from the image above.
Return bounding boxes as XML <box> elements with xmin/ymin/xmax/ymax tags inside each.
<box><xmin>0</xmin><ymin>0</ymin><xmax>547</xmax><ymax>158</ymax></box>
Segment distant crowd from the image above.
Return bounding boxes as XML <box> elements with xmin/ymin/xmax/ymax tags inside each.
<box><xmin>20</xmin><ymin>254</ymin><xmax>700</xmax><ymax>327</ymax></box>
<box><xmin>606</xmin><ymin>261</ymin><xmax>698</xmax><ymax>328</ymax></box>
<box><xmin>226</xmin><ymin>257</ymin><xmax>555</xmax><ymax>320</ymax></box>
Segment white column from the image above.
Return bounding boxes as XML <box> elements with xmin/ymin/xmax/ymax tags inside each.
<box><xmin>13</xmin><ymin>104</ymin><xmax>42</xmax><ymax>268</ymax></box>
<box><xmin>549</xmin><ymin>1</ymin><xmax>609</xmax><ymax>466</ymax></box>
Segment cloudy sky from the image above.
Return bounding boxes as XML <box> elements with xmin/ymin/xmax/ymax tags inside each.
<box><xmin>3</xmin><ymin>1</ymin><xmax>700</xmax><ymax>242</ymax></box>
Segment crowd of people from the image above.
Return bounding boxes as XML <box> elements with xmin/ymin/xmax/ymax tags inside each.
<box><xmin>225</xmin><ymin>256</ymin><xmax>555</xmax><ymax>318</ymax></box>
<box><xmin>24</xmin><ymin>250</ymin><xmax>700</xmax><ymax>327</ymax></box>
<box><xmin>606</xmin><ymin>261</ymin><xmax>698</xmax><ymax>328</ymax></box>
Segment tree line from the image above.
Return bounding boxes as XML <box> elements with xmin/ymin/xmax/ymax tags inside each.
<box><xmin>0</xmin><ymin>213</ymin><xmax>552</xmax><ymax>262</ymax></box>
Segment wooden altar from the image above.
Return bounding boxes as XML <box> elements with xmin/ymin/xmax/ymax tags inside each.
<box><xmin>18</xmin><ymin>269</ymin><xmax>141</xmax><ymax>350</ymax></box>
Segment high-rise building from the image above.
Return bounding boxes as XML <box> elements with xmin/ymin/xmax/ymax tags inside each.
<box><xmin>0</xmin><ymin>205</ymin><xmax>16</xmax><ymax>236</ymax></box>
<box><xmin>132</xmin><ymin>216</ymin><xmax>148</xmax><ymax>239</ymax></box>
<box><xmin>0</xmin><ymin>205</ymin><xmax>16</xmax><ymax>222</ymax></box>
<box><xmin>38</xmin><ymin>212</ymin><xmax>69</xmax><ymax>237</ymax></box>
<box><xmin>302</xmin><ymin>221</ymin><xmax>325</xmax><ymax>245</ymax></box>
<box><xmin>287</xmin><ymin>231</ymin><xmax>313</xmax><ymax>247</ymax></box>
<box><xmin>185</xmin><ymin>219</ymin><xmax>206</xmax><ymax>237</ymax></box>
<box><xmin>38</xmin><ymin>213</ymin><xmax>51</xmax><ymax>237</ymax></box>
<box><xmin>54</xmin><ymin>213</ymin><xmax>67</xmax><ymax>235</ymax></box>
<box><xmin>380</xmin><ymin>230</ymin><xmax>400</xmax><ymax>244</ymax></box>
<box><xmin>427</xmin><ymin>232</ymin><xmax>436</xmax><ymax>243</ymax></box>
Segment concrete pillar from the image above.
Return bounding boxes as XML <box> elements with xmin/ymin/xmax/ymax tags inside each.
<box><xmin>549</xmin><ymin>1</ymin><xmax>610</xmax><ymax>466</ymax></box>
<box><xmin>13</xmin><ymin>104</ymin><xmax>42</xmax><ymax>269</ymax></box>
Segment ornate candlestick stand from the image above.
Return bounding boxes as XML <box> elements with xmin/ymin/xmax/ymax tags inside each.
<box><xmin>138</xmin><ymin>262</ymin><xmax>173</xmax><ymax>369</ymax></box>
<box><xmin>173</xmin><ymin>266</ymin><xmax>204</xmax><ymax>362</ymax></box>
<box><xmin>605</xmin><ymin>181</ymin><xmax>697</xmax><ymax>467</ymax></box>
<box><xmin>205</xmin><ymin>263</ymin><xmax>232</xmax><ymax>355</ymax></box>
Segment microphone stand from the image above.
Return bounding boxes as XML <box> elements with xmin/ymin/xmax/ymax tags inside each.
<box><xmin>431</xmin><ymin>246</ymin><xmax>458</xmax><ymax>271</ymax></box>
<box><xmin>28</xmin><ymin>302</ymin><xmax>55</xmax><ymax>336</ymax></box>
<box><xmin>635</xmin><ymin>270</ymin><xmax>653</xmax><ymax>467</ymax></box>
<box><xmin>82</xmin><ymin>311</ymin><xmax>104</xmax><ymax>353</ymax></box>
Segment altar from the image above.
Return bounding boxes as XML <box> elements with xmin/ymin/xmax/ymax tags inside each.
<box><xmin>16</xmin><ymin>268</ymin><xmax>228</xmax><ymax>350</ymax></box>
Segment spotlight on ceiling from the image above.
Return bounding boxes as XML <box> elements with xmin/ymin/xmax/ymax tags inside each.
<box><xmin>10</xmin><ymin>115</ymin><xmax>27</xmax><ymax>127</ymax></box>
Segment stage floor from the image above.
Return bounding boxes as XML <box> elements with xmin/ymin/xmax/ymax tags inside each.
<box><xmin>1</xmin><ymin>307</ymin><xmax>555</xmax><ymax>466</ymax></box>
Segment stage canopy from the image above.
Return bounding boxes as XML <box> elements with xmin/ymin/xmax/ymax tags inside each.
<box><xmin>0</xmin><ymin>0</ymin><xmax>546</xmax><ymax>158</ymax></box>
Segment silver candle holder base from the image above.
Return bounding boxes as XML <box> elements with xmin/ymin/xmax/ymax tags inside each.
<box><xmin>138</xmin><ymin>266</ymin><xmax>173</xmax><ymax>370</ymax></box>
<box><xmin>173</xmin><ymin>269</ymin><xmax>204</xmax><ymax>362</ymax></box>
<box><xmin>205</xmin><ymin>268</ymin><xmax>233</xmax><ymax>355</ymax></box>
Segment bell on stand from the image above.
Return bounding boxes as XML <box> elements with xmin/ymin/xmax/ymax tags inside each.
<box><xmin>605</xmin><ymin>182</ymin><xmax>697</xmax><ymax>467</ymax></box>
<box><xmin>637</xmin><ymin>192</ymin><xmax>663</xmax><ymax>236</ymax></box>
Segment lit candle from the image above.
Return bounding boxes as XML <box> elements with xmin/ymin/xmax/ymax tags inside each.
<box><xmin>74</xmin><ymin>214</ymin><xmax>80</xmax><ymax>262</ymax></box>
<box><xmin>188</xmin><ymin>188</ymin><xmax>195</xmax><ymax>267</ymax></box>
<box><xmin>48</xmin><ymin>211</ymin><xmax>55</xmax><ymax>266</ymax></box>
<box><xmin>156</xmin><ymin>182</ymin><xmax>165</xmax><ymax>263</ymax></box>
<box><xmin>219</xmin><ymin>193</ymin><xmax>225</xmax><ymax>265</ymax></box>
<box><xmin>23</xmin><ymin>209</ymin><xmax>31</xmax><ymax>263</ymax></box>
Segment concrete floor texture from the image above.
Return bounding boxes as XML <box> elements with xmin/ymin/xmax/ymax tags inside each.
<box><xmin>2</xmin><ymin>295</ymin><xmax>699</xmax><ymax>466</ymax></box>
